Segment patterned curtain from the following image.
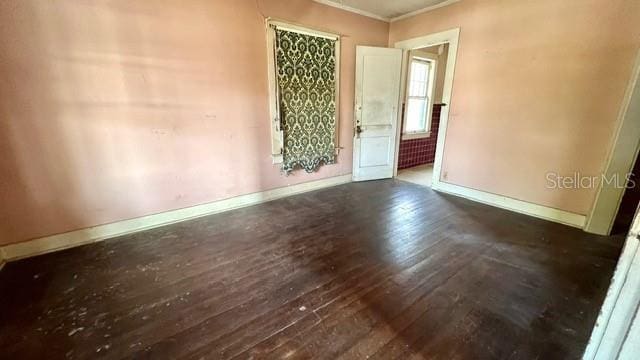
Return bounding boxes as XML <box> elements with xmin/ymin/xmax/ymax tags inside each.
<box><xmin>275</xmin><ymin>28</ymin><xmax>337</xmax><ymax>173</ymax></box>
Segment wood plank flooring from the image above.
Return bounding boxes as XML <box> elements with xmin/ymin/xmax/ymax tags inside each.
<box><xmin>0</xmin><ymin>180</ymin><xmax>623</xmax><ymax>359</ymax></box>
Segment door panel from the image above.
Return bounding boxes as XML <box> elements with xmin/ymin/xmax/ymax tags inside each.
<box><xmin>353</xmin><ymin>46</ymin><xmax>402</xmax><ymax>181</ymax></box>
<box><xmin>359</xmin><ymin>136</ymin><xmax>391</xmax><ymax>167</ymax></box>
<box><xmin>362</xmin><ymin>58</ymin><xmax>397</xmax><ymax>126</ymax></box>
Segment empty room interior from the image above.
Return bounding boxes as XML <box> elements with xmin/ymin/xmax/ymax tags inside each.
<box><xmin>2</xmin><ymin>0</ymin><xmax>640</xmax><ymax>359</ymax></box>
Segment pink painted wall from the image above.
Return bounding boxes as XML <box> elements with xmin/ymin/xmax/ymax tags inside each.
<box><xmin>389</xmin><ymin>0</ymin><xmax>640</xmax><ymax>215</ymax></box>
<box><xmin>0</xmin><ymin>0</ymin><xmax>388</xmax><ymax>245</ymax></box>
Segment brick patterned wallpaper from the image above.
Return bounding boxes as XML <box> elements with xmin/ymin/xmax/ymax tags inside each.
<box><xmin>397</xmin><ymin>104</ymin><xmax>443</xmax><ymax>170</ymax></box>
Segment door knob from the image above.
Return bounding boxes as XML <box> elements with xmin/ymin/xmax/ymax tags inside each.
<box><xmin>356</xmin><ymin>125</ymin><xmax>362</xmax><ymax>134</ymax></box>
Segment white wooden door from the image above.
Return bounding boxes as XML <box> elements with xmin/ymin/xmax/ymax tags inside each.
<box><xmin>352</xmin><ymin>46</ymin><xmax>402</xmax><ymax>182</ymax></box>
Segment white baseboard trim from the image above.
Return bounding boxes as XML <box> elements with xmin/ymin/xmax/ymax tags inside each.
<box><xmin>0</xmin><ymin>248</ymin><xmax>5</xmax><ymax>271</ymax></box>
<box><xmin>432</xmin><ymin>181</ymin><xmax>586</xmax><ymax>228</ymax></box>
<box><xmin>1</xmin><ymin>174</ymin><xmax>352</xmax><ymax>262</ymax></box>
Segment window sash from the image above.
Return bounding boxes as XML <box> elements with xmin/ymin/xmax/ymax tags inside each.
<box><xmin>403</xmin><ymin>55</ymin><xmax>436</xmax><ymax>136</ymax></box>
<box><xmin>408</xmin><ymin>59</ymin><xmax>430</xmax><ymax>98</ymax></box>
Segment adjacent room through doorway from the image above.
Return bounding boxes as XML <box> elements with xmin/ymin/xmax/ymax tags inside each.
<box><xmin>396</xmin><ymin>43</ymin><xmax>449</xmax><ymax>188</ymax></box>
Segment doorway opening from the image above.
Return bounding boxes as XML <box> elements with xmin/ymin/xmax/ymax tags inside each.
<box><xmin>584</xmin><ymin>49</ymin><xmax>640</xmax><ymax>235</ymax></box>
<box><xmin>391</xmin><ymin>28</ymin><xmax>459</xmax><ymax>190</ymax></box>
<box><xmin>351</xmin><ymin>28</ymin><xmax>458</xmax><ymax>183</ymax></box>
<box><xmin>395</xmin><ymin>41</ymin><xmax>452</xmax><ymax>188</ymax></box>
<box><xmin>610</xmin><ymin>152</ymin><xmax>640</xmax><ymax>235</ymax></box>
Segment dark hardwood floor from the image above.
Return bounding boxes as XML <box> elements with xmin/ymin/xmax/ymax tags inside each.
<box><xmin>0</xmin><ymin>180</ymin><xmax>623</xmax><ymax>359</ymax></box>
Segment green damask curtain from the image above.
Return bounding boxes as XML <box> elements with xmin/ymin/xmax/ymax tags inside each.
<box><xmin>275</xmin><ymin>28</ymin><xmax>337</xmax><ymax>173</ymax></box>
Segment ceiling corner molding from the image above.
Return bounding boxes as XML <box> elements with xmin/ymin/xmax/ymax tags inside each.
<box><xmin>313</xmin><ymin>0</ymin><xmax>391</xmax><ymax>22</ymax></box>
<box><xmin>390</xmin><ymin>0</ymin><xmax>462</xmax><ymax>22</ymax></box>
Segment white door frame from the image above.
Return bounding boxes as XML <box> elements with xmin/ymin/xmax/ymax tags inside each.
<box><xmin>584</xmin><ymin>49</ymin><xmax>640</xmax><ymax>235</ymax></box>
<box><xmin>392</xmin><ymin>28</ymin><xmax>460</xmax><ymax>189</ymax></box>
<box><xmin>584</xmin><ymin>206</ymin><xmax>640</xmax><ymax>359</ymax></box>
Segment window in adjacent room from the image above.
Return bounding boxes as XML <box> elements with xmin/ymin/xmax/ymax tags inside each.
<box><xmin>403</xmin><ymin>54</ymin><xmax>436</xmax><ymax>139</ymax></box>
<box><xmin>266</xmin><ymin>20</ymin><xmax>340</xmax><ymax>173</ymax></box>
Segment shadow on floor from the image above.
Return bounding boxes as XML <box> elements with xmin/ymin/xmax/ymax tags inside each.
<box><xmin>0</xmin><ymin>180</ymin><xmax>624</xmax><ymax>359</ymax></box>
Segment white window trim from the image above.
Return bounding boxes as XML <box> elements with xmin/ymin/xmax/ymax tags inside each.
<box><xmin>402</xmin><ymin>52</ymin><xmax>437</xmax><ymax>140</ymax></box>
<box><xmin>402</xmin><ymin>131</ymin><xmax>432</xmax><ymax>140</ymax></box>
<box><xmin>265</xmin><ymin>19</ymin><xmax>341</xmax><ymax>164</ymax></box>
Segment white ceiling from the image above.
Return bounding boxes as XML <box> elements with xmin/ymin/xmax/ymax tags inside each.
<box><xmin>314</xmin><ymin>0</ymin><xmax>459</xmax><ymax>22</ymax></box>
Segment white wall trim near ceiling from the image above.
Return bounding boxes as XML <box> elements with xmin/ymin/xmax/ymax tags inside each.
<box><xmin>390</xmin><ymin>0</ymin><xmax>461</xmax><ymax>22</ymax></box>
<box><xmin>0</xmin><ymin>174</ymin><xmax>352</xmax><ymax>263</ymax></box>
<box><xmin>313</xmin><ymin>0</ymin><xmax>390</xmax><ymax>22</ymax></box>
<box><xmin>313</xmin><ymin>0</ymin><xmax>461</xmax><ymax>23</ymax></box>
